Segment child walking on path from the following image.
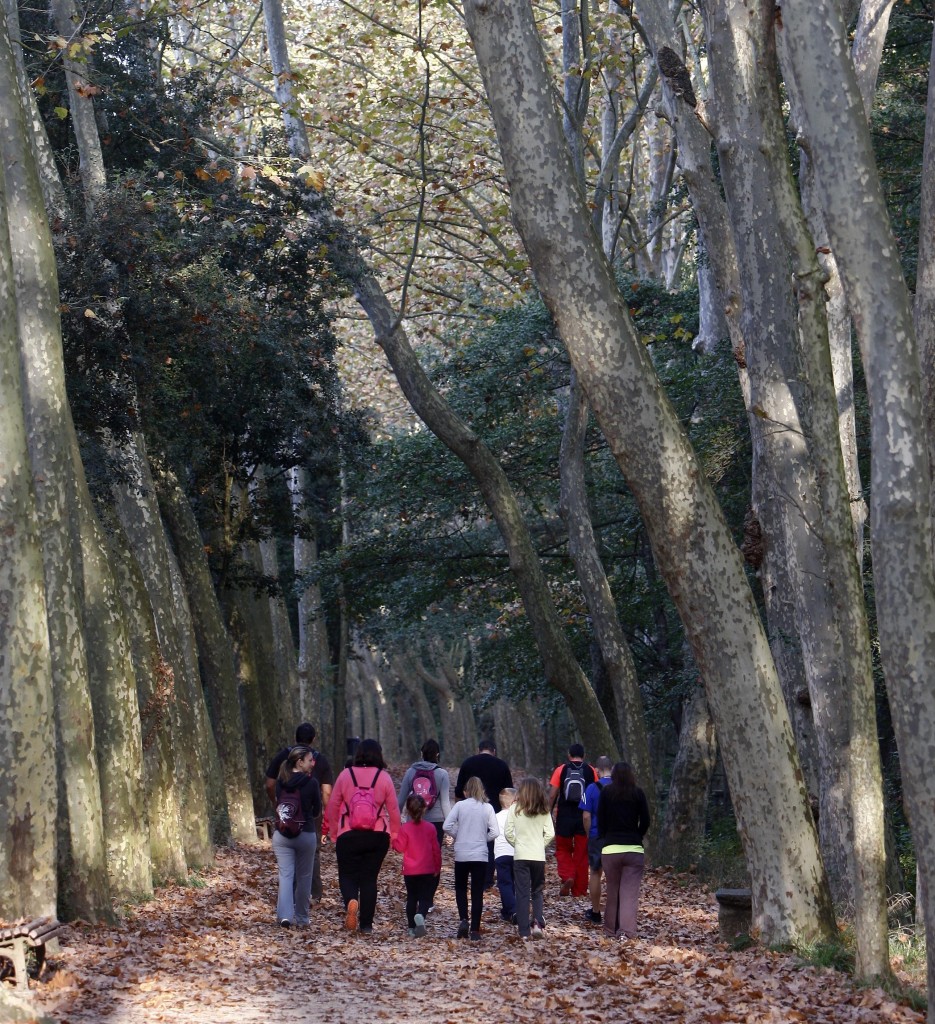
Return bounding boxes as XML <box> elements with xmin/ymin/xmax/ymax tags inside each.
<box><xmin>494</xmin><ymin>788</ymin><xmax>517</xmax><ymax>922</ymax></box>
<box><xmin>505</xmin><ymin>778</ymin><xmax>555</xmax><ymax>940</ymax></box>
<box><xmin>392</xmin><ymin>795</ymin><xmax>442</xmax><ymax>937</ymax></box>
<box><xmin>443</xmin><ymin>776</ymin><xmax>498</xmax><ymax>941</ymax></box>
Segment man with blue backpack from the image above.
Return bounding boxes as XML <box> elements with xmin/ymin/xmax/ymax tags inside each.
<box><xmin>547</xmin><ymin>743</ymin><xmax>597</xmax><ymax>899</ymax></box>
<box><xmin>580</xmin><ymin>755</ymin><xmax>614</xmax><ymax>924</ymax></box>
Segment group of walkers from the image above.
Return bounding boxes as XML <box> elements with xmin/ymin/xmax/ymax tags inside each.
<box><xmin>267</xmin><ymin>727</ymin><xmax>651</xmax><ymax>945</ymax></box>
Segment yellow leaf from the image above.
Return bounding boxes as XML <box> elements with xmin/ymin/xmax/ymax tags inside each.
<box><xmin>54</xmin><ymin>106</ymin><xmax>69</xmax><ymax>119</ymax></box>
<box><xmin>83</xmin><ymin>308</ymin><xmax>98</xmax><ymax>319</ymax></box>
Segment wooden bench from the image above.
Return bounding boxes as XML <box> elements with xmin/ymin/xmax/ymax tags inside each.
<box><xmin>714</xmin><ymin>888</ymin><xmax>753</xmax><ymax>941</ymax></box>
<box><xmin>0</xmin><ymin>917</ymin><xmax>64</xmax><ymax>990</ymax></box>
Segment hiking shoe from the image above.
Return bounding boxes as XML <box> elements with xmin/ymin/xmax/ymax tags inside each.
<box><xmin>560</xmin><ymin>879</ymin><xmax>574</xmax><ymax>897</ymax></box>
<box><xmin>531</xmin><ymin>923</ymin><xmax>544</xmax><ymax>939</ymax></box>
<box><xmin>279</xmin><ymin>918</ymin><xmax>291</xmax><ymax>928</ymax></box>
<box><xmin>470</xmin><ymin>930</ymin><xmax>482</xmax><ymax>942</ymax></box>
<box><xmin>585</xmin><ymin>910</ymin><xmax>602</xmax><ymax>925</ymax></box>
<box><xmin>456</xmin><ymin>919</ymin><xmax>469</xmax><ymax>939</ymax></box>
<box><xmin>413</xmin><ymin>914</ymin><xmax>427</xmax><ymax>938</ymax></box>
<box><xmin>345</xmin><ymin>899</ymin><xmax>359</xmax><ymax>931</ymax></box>
<box><xmin>359</xmin><ymin>925</ymin><xmax>373</xmax><ymax>934</ymax></box>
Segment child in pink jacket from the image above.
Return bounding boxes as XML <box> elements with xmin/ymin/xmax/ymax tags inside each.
<box><xmin>392</xmin><ymin>794</ymin><xmax>442</xmax><ymax>937</ymax></box>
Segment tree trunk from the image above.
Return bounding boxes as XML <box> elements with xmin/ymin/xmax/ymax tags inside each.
<box><xmin>462</xmin><ymin>0</ymin><xmax>834</xmax><ymax>946</ymax></box>
<box><xmin>656</xmin><ymin>682</ymin><xmax>718</xmax><ymax>869</ymax></box>
<box><xmin>780</xmin><ymin>0</ymin><xmax>935</xmax><ymax>995</ymax></box>
<box><xmin>290</xmin><ymin>467</ymin><xmax>327</xmax><ymax>727</ymax></box>
<box><xmin>0</xmin><ymin>30</ymin><xmax>56</xmax><ymax>916</ymax></box>
<box><xmin>105</xmin><ymin>513</ymin><xmax>188</xmax><ymax>882</ymax></box>
<box><xmin>155</xmin><ymin>467</ymin><xmax>258</xmax><ymax>845</ymax></box>
<box><xmin>559</xmin><ymin>371</ymin><xmax>655</xmax><ymax>810</ymax></box>
<box><xmin>112</xmin><ymin>437</ymin><xmax>215</xmax><ymax>867</ymax></box>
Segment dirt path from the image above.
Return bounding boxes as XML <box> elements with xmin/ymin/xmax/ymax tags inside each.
<box><xmin>24</xmin><ymin>841</ymin><xmax>923</xmax><ymax>1024</ymax></box>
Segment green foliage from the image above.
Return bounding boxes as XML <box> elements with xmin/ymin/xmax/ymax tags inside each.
<box><xmin>793</xmin><ymin>934</ymin><xmax>856</xmax><ymax>974</ymax></box>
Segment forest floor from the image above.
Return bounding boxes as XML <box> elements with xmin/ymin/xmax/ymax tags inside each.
<box><xmin>4</xmin><ymin>834</ymin><xmax>921</xmax><ymax>1024</ymax></box>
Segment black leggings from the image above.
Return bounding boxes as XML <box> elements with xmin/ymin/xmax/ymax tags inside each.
<box><xmin>404</xmin><ymin>873</ymin><xmax>435</xmax><ymax>927</ymax></box>
<box><xmin>335</xmin><ymin>830</ymin><xmax>390</xmax><ymax>929</ymax></box>
<box><xmin>454</xmin><ymin>860</ymin><xmax>486</xmax><ymax>931</ymax></box>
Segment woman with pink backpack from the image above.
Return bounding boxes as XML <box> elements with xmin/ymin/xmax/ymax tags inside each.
<box><xmin>325</xmin><ymin>738</ymin><xmax>401</xmax><ymax>935</ymax></box>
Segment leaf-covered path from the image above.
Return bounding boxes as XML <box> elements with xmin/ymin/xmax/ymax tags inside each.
<box><xmin>29</xmin><ymin>840</ymin><xmax>923</xmax><ymax>1024</ymax></box>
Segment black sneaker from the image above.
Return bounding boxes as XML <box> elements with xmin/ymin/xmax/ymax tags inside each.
<box><xmin>470</xmin><ymin>930</ymin><xmax>482</xmax><ymax>942</ymax></box>
<box><xmin>585</xmin><ymin>910</ymin><xmax>602</xmax><ymax>925</ymax></box>
<box><xmin>456</xmin><ymin>919</ymin><xmax>469</xmax><ymax>939</ymax></box>
<box><xmin>279</xmin><ymin>919</ymin><xmax>291</xmax><ymax>928</ymax></box>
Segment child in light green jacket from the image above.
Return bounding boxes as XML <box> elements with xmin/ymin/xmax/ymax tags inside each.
<box><xmin>504</xmin><ymin>777</ymin><xmax>555</xmax><ymax>939</ymax></box>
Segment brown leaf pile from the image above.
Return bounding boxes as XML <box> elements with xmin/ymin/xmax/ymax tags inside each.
<box><xmin>19</xmin><ymin>841</ymin><xmax>923</xmax><ymax>1024</ymax></box>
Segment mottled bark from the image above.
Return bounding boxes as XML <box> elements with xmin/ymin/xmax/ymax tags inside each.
<box><xmin>704</xmin><ymin>0</ymin><xmax>887</xmax><ymax>974</ymax></box>
<box><xmin>155</xmin><ymin>467</ymin><xmax>258</xmax><ymax>845</ymax></box>
<box><xmin>0</xmin><ymin>31</ymin><xmax>56</xmax><ymax>916</ymax></box>
<box><xmin>918</xmin><ymin>21</ymin><xmax>935</xmax><ymax>553</ymax></box>
<box><xmin>105</xmin><ymin>514</ymin><xmax>187</xmax><ymax>882</ymax></box>
<box><xmin>290</xmin><ymin>467</ymin><xmax>327</xmax><ymax>726</ymax></box>
<box><xmin>780</xmin><ymin>0</ymin><xmax>935</xmax><ymax>995</ymax></box>
<box><xmin>463</xmin><ymin>0</ymin><xmax>833</xmax><ymax>945</ymax></box>
<box><xmin>657</xmin><ymin>682</ymin><xmax>718</xmax><ymax>868</ymax></box>
<box><xmin>112</xmin><ymin>438</ymin><xmax>214</xmax><ymax>867</ymax></box>
<box><xmin>0</xmin><ymin>20</ymin><xmax>117</xmax><ymax>915</ymax></box>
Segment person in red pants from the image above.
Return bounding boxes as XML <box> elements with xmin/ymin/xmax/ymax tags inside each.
<box><xmin>548</xmin><ymin>744</ymin><xmax>597</xmax><ymax>898</ymax></box>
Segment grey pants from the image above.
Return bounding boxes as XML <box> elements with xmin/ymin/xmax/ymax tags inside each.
<box><xmin>601</xmin><ymin>850</ymin><xmax>644</xmax><ymax>938</ymax></box>
<box><xmin>272</xmin><ymin>829</ymin><xmax>317</xmax><ymax>925</ymax></box>
<box><xmin>513</xmin><ymin>860</ymin><xmax>545</xmax><ymax>937</ymax></box>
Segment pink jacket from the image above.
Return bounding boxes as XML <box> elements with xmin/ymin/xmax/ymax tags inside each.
<box><xmin>392</xmin><ymin>820</ymin><xmax>442</xmax><ymax>876</ymax></box>
<box><xmin>326</xmin><ymin>766</ymin><xmax>401</xmax><ymax>840</ymax></box>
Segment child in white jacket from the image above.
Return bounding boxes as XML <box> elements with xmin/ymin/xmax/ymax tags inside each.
<box><xmin>443</xmin><ymin>776</ymin><xmax>498</xmax><ymax>940</ymax></box>
<box><xmin>505</xmin><ymin>777</ymin><xmax>555</xmax><ymax>939</ymax></box>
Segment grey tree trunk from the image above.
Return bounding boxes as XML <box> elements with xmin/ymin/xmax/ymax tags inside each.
<box><xmin>112</xmin><ymin>437</ymin><xmax>214</xmax><ymax>867</ymax></box>
<box><xmin>290</xmin><ymin>467</ymin><xmax>327</xmax><ymax>726</ymax></box>
<box><xmin>558</xmin><ymin>371</ymin><xmax>655</xmax><ymax>809</ymax></box>
<box><xmin>657</xmin><ymin>682</ymin><xmax>718</xmax><ymax>868</ymax></box>
<box><xmin>780</xmin><ymin>0</ymin><xmax>935</xmax><ymax>997</ymax></box>
<box><xmin>463</xmin><ymin>0</ymin><xmax>834</xmax><ymax>945</ymax></box>
<box><xmin>0</xmin><ymin>28</ymin><xmax>56</xmax><ymax>916</ymax></box>
<box><xmin>155</xmin><ymin>467</ymin><xmax>258</xmax><ymax>845</ymax></box>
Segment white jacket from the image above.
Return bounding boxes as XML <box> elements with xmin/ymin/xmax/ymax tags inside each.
<box><xmin>443</xmin><ymin>797</ymin><xmax>498</xmax><ymax>862</ymax></box>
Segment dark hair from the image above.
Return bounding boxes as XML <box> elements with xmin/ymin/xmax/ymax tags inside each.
<box><xmin>406</xmin><ymin>794</ymin><xmax>426</xmax><ymax>822</ymax></box>
<box><xmin>478</xmin><ymin>738</ymin><xmax>496</xmax><ymax>753</ymax></box>
<box><xmin>421</xmin><ymin>739</ymin><xmax>440</xmax><ymax>763</ymax></box>
<box><xmin>295</xmin><ymin>722</ymin><xmax>316</xmax><ymax>744</ymax></box>
<box><xmin>568</xmin><ymin>742</ymin><xmax>585</xmax><ymax>759</ymax></box>
<box><xmin>605</xmin><ymin>761</ymin><xmax>638</xmax><ymax>801</ymax></box>
<box><xmin>278</xmin><ymin>745</ymin><xmax>313</xmax><ymax>783</ymax></box>
<box><xmin>353</xmin><ymin>738</ymin><xmax>386</xmax><ymax>769</ymax></box>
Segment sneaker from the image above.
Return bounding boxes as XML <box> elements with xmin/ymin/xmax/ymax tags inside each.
<box><xmin>456</xmin><ymin>919</ymin><xmax>469</xmax><ymax>939</ymax></box>
<box><xmin>359</xmin><ymin>925</ymin><xmax>373</xmax><ymax>934</ymax></box>
<box><xmin>279</xmin><ymin>918</ymin><xmax>291</xmax><ymax>928</ymax></box>
<box><xmin>345</xmin><ymin>899</ymin><xmax>359</xmax><ymax>931</ymax></box>
<box><xmin>585</xmin><ymin>910</ymin><xmax>602</xmax><ymax>925</ymax></box>
<box><xmin>560</xmin><ymin>879</ymin><xmax>574</xmax><ymax>897</ymax></box>
<box><xmin>426</xmin><ymin>904</ymin><xmax>435</xmax><ymax>915</ymax></box>
<box><xmin>531</xmin><ymin>923</ymin><xmax>544</xmax><ymax>939</ymax></box>
<box><xmin>470</xmin><ymin>930</ymin><xmax>482</xmax><ymax>941</ymax></box>
<box><xmin>407</xmin><ymin>928</ymin><xmax>416</xmax><ymax>938</ymax></box>
<box><xmin>413</xmin><ymin>913</ymin><xmax>427</xmax><ymax>938</ymax></box>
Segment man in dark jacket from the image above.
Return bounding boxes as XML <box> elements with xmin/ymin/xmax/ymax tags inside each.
<box><xmin>455</xmin><ymin>739</ymin><xmax>513</xmax><ymax>887</ymax></box>
<box><xmin>266</xmin><ymin>723</ymin><xmax>333</xmax><ymax>901</ymax></box>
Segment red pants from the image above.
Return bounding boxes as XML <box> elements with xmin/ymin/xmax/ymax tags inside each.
<box><xmin>555</xmin><ymin>833</ymin><xmax>589</xmax><ymax>896</ymax></box>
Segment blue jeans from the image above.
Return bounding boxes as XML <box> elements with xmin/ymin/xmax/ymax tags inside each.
<box><xmin>495</xmin><ymin>855</ymin><xmax>515</xmax><ymax>916</ymax></box>
<box><xmin>272</xmin><ymin>829</ymin><xmax>317</xmax><ymax>925</ymax></box>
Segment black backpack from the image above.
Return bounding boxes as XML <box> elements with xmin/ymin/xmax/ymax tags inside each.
<box><xmin>562</xmin><ymin>762</ymin><xmax>588</xmax><ymax>805</ymax></box>
<box><xmin>276</xmin><ymin>784</ymin><xmax>306</xmax><ymax>837</ymax></box>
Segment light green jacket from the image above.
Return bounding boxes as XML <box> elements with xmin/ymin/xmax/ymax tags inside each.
<box><xmin>504</xmin><ymin>807</ymin><xmax>555</xmax><ymax>861</ymax></box>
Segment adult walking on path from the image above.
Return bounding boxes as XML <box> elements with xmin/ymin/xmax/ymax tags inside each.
<box><xmin>326</xmin><ymin>738</ymin><xmax>401</xmax><ymax>935</ymax></box>
<box><xmin>271</xmin><ymin>745</ymin><xmax>322</xmax><ymax>928</ymax></box>
<box><xmin>597</xmin><ymin>761</ymin><xmax>651</xmax><ymax>940</ymax></box>
<box><xmin>548</xmin><ymin>743</ymin><xmax>597</xmax><ymax>898</ymax></box>
<box><xmin>397</xmin><ymin>738</ymin><xmax>452</xmax><ymax>911</ymax></box>
<box><xmin>265</xmin><ymin>723</ymin><xmax>334</xmax><ymax>901</ymax></box>
<box><xmin>580</xmin><ymin>755</ymin><xmax>613</xmax><ymax>925</ymax></box>
<box><xmin>455</xmin><ymin>739</ymin><xmax>512</xmax><ymax>887</ymax></box>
